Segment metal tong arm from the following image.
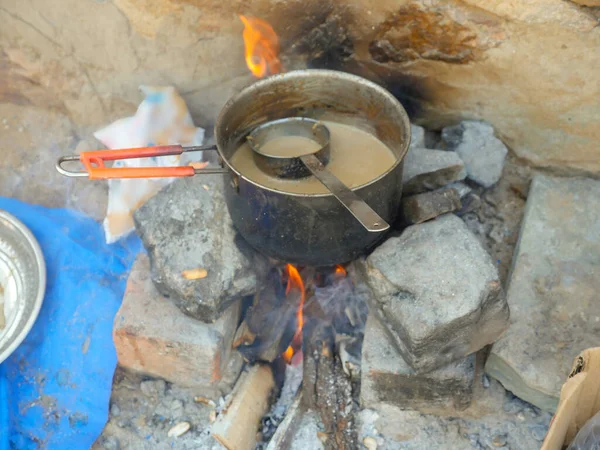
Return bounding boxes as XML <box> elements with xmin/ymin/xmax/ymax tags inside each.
<box><xmin>56</xmin><ymin>144</ymin><xmax>227</xmax><ymax>179</ymax></box>
<box><xmin>300</xmin><ymin>154</ymin><xmax>390</xmax><ymax>233</ymax></box>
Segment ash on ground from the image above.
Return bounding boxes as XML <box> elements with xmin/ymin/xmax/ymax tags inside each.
<box><xmin>257</xmin><ymin>361</ymin><xmax>303</xmax><ymax>448</ymax></box>
<box><xmin>93</xmin><ymin>368</ymin><xmax>225</xmax><ymax>450</ymax></box>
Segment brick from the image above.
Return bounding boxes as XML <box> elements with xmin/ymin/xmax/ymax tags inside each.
<box><xmin>113</xmin><ymin>254</ymin><xmax>241</xmax><ymax>397</ymax></box>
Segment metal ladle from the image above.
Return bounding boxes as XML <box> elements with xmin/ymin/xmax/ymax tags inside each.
<box><xmin>248</xmin><ymin>117</ymin><xmax>390</xmax><ymax>233</ymax></box>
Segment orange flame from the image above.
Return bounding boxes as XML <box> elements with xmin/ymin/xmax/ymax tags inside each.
<box><xmin>282</xmin><ymin>264</ymin><xmax>305</xmax><ymax>364</ymax></box>
<box><xmin>334</xmin><ymin>264</ymin><xmax>347</xmax><ymax>278</ymax></box>
<box><xmin>239</xmin><ymin>15</ymin><xmax>283</xmax><ymax>78</ymax></box>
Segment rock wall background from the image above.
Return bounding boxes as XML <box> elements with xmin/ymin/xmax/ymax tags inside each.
<box><xmin>1</xmin><ymin>0</ymin><xmax>599</xmax><ymax>173</ymax></box>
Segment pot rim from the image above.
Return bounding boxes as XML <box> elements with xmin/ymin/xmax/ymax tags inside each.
<box><xmin>214</xmin><ymin>69</ymin><xmax>411</xmax><ymax>198</ymax></box>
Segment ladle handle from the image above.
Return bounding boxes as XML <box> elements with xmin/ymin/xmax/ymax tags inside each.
<box><xmin>56</xmin><ymin>144</ymin><xmax>228</xmax><ymax>179</ymax></box>
<box><xmin>300</xmin><ymin>154</ymin><xmax>390</xmax><ymax>233</ymax></box>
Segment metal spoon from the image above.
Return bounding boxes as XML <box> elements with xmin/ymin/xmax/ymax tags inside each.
<box><xmin>248</xmin><ymin>117</ymin><xmax>389</xmax><ymax>233</ymax></box>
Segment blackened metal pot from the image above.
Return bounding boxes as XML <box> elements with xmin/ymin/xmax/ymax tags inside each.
<box><xmin>215</xmin><ymin>70</ymin><xmax>410</xmax><ymax>265</ymax></box>
<box><xmin>56</xmin><ymin>70</ymin><xmax>411</xmax><ymax>265</ymax></box>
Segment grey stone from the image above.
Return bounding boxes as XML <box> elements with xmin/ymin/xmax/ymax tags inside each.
<box><xmin>442</xmin><ymin>121</ymin><xmax>508</xmax><ymax>188</ymax></box>
<box><xmin>424</xmin><ymin>129</ymin><xmax>443</xmax><ymax>149</ymax></box>
<box><xmin>134</xmin><ymin>176</ymin><xmax>262</xmax><ymax>322</ymax></box>
<box><xmin>362</xmin><ymin>214</ymin><xmax>509</xmax><ymax>373</ymax></box>
<box><xmin>462</xmin><ymin>212</ymin><xmax>486</xmax><ymax>237</ymax></box>
<box><xmin>448</xmin><ymin>181</ymin><xmax>472</xmax><ymax>198</ymax></box>
<box><xmin>402</xmin><ymin>187</ymin><xmax>462</xmax><ymax>224</ymax></box>
<box><xmin>410</xmin><ymin>124</ymin><xmax>425</xmax><ymax>149</ymax></box>
<box><xmin>446</xmin><ymin>182</ymin><xmax>484</xmax><ymax>216</ymax></box>
<box><xmin>485</xmin><ymin>175</ymin><xmax>600</xmax><ymax>411</ymax></box>
<box><xmin>361</xmin><ymin>314</ymin><xmax>476</xmax><ymax>412</ymax></box>
<box><xmin>456</xmin><ymin>192</ymin><xmax>482</xmax><ymax>216</ymax></box>
<box><xmin>402</xmin><ymin>147</ymin><xmax>467</xmax><ymax>195</ymax></box>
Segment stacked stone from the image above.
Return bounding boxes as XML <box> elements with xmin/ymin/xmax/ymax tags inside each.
<box><xmin>113</xmin><ymin>176</ymin><xmax>264</xmax><ymax>398</ymax></box>
<box><xmin>360</xmin><ymin>214</ymin><xmax>510</xmax><ymax>412</ymax></box>
<box><xmin>401</xmin><ymin>121</ymin><xmax>508</xmax><ymax>224</ymax></box>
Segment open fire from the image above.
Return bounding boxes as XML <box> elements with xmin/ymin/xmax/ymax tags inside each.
<box><xmin>226</xmin><ymin>17</ymin><xmax>368</xmax><ymax>449</ymax></box>
<box><xmin>239</xmin><ymin>15</ymin><xmax>283</xmax><ymax>78</ymax></box>
<box><xmin>238</xmin><ymin>16</ymin><xmax>355</xmax><ymax>368</ymax></box>
<box><xmin>282</xmin><ymin>264</ymin><xmax>305</xmax><ymax>364</ymax></box>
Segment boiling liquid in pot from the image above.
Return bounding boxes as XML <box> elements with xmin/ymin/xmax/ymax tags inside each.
<box><xmin>230</xmin><ymin>121</ymin><xmax>396</xmax><ymax>194</ymax></box>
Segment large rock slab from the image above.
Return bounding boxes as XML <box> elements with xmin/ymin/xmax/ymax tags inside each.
<box><xmin>113</xmin><ymin>254</ymin><xmax>242</xmax><ymax>397</ymax></box>
<box><xmin>361</xmin><ymin>314</ymin><xmax>476</xmax><ymax>412</ymax></box>
<box><xmin>362</xmin><ymin>214</ymin><xmax>509</xmax><ymax>373</ymax></box>
<box><xmin>3</xmin><ymin>0</ymin><xmax>600</xmax><ymax>174</ymax></box>
<box><xmin>402</xmin><ymin>147</ymin><xmax>467</xmax><ymax>195</ymax></box>
<box><xmin>442</xmin><ymin>121</ymin><xmax>508</xmax><ymax>188</ymax></box>
<box><xmin>134</xmin><ymin>176</ymin><xmax>261</xmax><ymax>323</ymax></box>
<box><xmin>485</xmin><ymin>175</ymin><xmax>600</xmax><ymax>411</ymax></box>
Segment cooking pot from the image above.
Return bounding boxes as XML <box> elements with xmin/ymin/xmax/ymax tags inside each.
<box><xmin>56</xmin><ymin>70</ymin><xmax>411</xmax><ymax>265</ymax></box>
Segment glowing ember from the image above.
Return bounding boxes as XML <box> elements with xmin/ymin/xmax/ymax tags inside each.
<box><xmin>282</xmin><ymin>264</ymin><xmax>305</xmax><ymax>364</ymax></box>
<box><xmin>282</xmin><ymin>345</ymin><xmax>294</xmax><ymax>363</ymax></box>
<box><xmin>239</xmin><ymin>15</ymin><xmax>283</xmax><ymax>78</ymax></box>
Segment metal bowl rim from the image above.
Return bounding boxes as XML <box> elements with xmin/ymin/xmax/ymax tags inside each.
<box><xmin>215</xmin><ymin>69</ymin><xmax>412</xmax><ymax>198</ymax></box>
<box><xmin>0</xmin><ymin>210</ymin><xmax>46</xmax><ymax>364</ymax></box>
<box><xmin>248</xmin><ymin>117</ymin><xmax>330</xmax><ymax>160</ymax></box>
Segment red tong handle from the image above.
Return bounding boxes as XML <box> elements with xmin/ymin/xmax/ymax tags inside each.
<box><xmin>57</xmin><ymin>144</ymin><xmax>223</xmax><ymax>180</ymax></box>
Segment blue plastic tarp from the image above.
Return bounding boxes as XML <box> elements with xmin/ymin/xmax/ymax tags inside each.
<box><xmin>0</xmin><ymin>198</ymin><xmax>140</xmax><ymax>449</ymax></box>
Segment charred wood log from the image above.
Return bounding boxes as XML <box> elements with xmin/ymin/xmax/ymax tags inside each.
<box><xmin>302</xmin><ymin>320</ymin><xmax>357</xmax><ymax>450</ymax></box>
<box><xmin>234</xmin><ymin>267</ymin><xmax>298</xmax><ymax>362</ymax></box>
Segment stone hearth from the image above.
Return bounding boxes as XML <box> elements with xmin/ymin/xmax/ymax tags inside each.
<box><xmin>91</xmin><ymin>118</ymin><xmax>600</xmax><ymax>450</ymax></box>
<box><xmin>2</xmin><ymin>2</ymin><xmax>600</xmax><ymax>448</ymax></box>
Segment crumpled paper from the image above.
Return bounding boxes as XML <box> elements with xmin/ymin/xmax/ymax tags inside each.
<box><xmin>94</xmin><ymin>86</ymin><xmax>205</xmax><ymax>244</ymax></box>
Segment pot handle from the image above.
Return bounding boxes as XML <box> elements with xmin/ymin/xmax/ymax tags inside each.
<box><xmin>56</xmin><ymin>144</ymin><xmax>229</xmax><ymax>179</ymax></box>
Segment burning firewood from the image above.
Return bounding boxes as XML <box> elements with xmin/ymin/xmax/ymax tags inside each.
<box><xmin>211</xmin><ymin>364</ymin><xmax>275</xmax><ymax>450</ymax></box>
<box><xmin>234</xmin><ymin>266</ymin><xmax>300</xmax><ymax>363</ymax></box>
<box><xmin>232</xmin><ymin>321</ymin><xmax>257</xmax><ymax>349</ymax></box>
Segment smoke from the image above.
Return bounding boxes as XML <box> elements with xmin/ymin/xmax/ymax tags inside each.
<box><xmin>312</xmin><ymin>265</ymin><xmax>369</xmax><ymax>336</ymax></box>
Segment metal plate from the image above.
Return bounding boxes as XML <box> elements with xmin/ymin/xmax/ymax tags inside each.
<box><xmin>0</xmin><ymin>210</ymin><xmax>46</xmax><ymax>364</ymax></box>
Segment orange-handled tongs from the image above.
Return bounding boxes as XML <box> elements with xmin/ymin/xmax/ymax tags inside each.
<box><xmin>56</xmin><ymin>144</ymin><xmax>227</xmax><ymax>179</ymax></box>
